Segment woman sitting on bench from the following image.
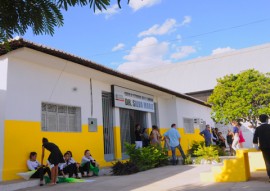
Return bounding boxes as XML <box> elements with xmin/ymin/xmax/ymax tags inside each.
<box><xmin>79</xmin><ymin>150</ymin><xmax>99</xmax><ymax>177</ymax></box>
<box><xmin>27</xmin><ymin>152</ymin><xmax>51</xmax><ymax>186</ymax></box>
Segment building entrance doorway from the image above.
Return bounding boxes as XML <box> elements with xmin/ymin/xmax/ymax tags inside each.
<box><xmin>119</xmin><ymin>108</ymin><xmax>147</xmax><ymax>159</ymax></box>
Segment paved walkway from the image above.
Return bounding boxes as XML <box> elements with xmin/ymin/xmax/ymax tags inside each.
<box><xmin>17</xmin><ymin>165</ymin><xmax>270</xmax><ymax>191</ymax></box>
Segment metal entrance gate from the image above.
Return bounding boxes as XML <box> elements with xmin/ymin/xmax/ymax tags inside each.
<box><xmin>119</xmin><ymin>108</ymin><xmax>147</xmax><ymax>159</ymax></box>
<box><xmin>102</xmin><ymin>92</ymin><xmax>114</xmax><ymax>161</ymax></box>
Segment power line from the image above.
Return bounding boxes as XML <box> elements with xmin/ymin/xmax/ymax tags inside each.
<box><xmin>90</xmin><ymin>18</ymin><xmax>270</xmax><ymax>58</ymax></box>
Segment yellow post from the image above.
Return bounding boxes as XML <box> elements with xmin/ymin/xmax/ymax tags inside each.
<box><xmin>113</xmin><ymin>126</ymin><xmax>122</xmax><ymax>160</ymax></box>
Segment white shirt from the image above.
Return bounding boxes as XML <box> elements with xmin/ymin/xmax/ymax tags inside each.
<box><xmin>59</xmin><ymin>160</ymin><xmax>73</xmax><ymax>170</ymax></box>
<box><xmin>81</xmin><ymin>156</ymin><xmax>95</xmax><ymax>166</ymax></box>
<box><xmin>27</xmin><ymin>160</ymin><xmax>40</xmax><ymax>171</ymax></box>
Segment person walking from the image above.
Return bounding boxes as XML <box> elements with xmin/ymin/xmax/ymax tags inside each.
<box><xmin>150</xmin><ymin>125</ymin><xmax>162</xmax><ymax>146</ymax></box>
<box><xmin>237</xmin><ymin>122</ymin><xmax>245</xmax><ymax>148</ymax></box>
<box><xmin>226</xmin><ymin>129</ymin><xmax>234</xmax><ymax>155</ymax></box>
<box><xmin>253</xmin><ymin>114</ymin><xmax>270</xmax><ymax>182</ymax></box>
<box><xmin>231</xmin><ymin>121</ymin><xmax>240</xmax><ymax>155</ymax></box>
<box><xmin>164</xmin><ymin>123</ymin><xmax>186</xmax><ymax>165</ymax></box>
<box><xmin>199</xmin><ymin>125</ymin><xmax>212</xmax><ymax>147</ymax></box>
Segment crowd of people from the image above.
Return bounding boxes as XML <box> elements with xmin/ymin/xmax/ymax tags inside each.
<box><xmin>27</xmin><ymin>114</ymin><xmax>270</xmax><ymax>185</ymax></box>
<box><xmin>27</xmin><ymin>138</ymin><xmax>99</xmax><ymax>186</ymax></box>
<box><xmin>134</xmin><ymin>123</ymin><xmax>186</xmax><ymax>165</ymax></box>
<box><xmin>199</xmin><ymin>122</ymin><xmax>246</xmax><ymax>156</ymax></box>
<box><xmin>199</xmin><ymin>114</ymin><xmax>270</xmax><ymax>182</ymax></box>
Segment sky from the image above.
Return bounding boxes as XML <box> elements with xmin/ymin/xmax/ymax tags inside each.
<box><xmin>22</xmin><ymin>0</ymin><xmax>270</xmax><ymax>74</ymax></box>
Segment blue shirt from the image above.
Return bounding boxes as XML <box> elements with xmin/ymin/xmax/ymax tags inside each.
<box><xmin>233</xmin><ymin>126</ymin><xmax>239</xmax><ymax>134</ymax></box>
<box><xmin>164</xmin><ymin>128</ymin><xmax>180</xmax><ymax>147</ymax></box>
<box><xmin>200</xmin><ymin>129</ymin><xmax>212</xmax><ymax>141</ymax></box>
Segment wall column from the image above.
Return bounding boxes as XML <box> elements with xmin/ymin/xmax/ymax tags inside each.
<box><xmin>146</xmin><ymin>112</ymin><xmax>152</xmax><ymax>134</ymax></box>
<box><xmin>113</xmin><ymin>107</ymin><xmax>122</xmax><ymax>160</ymax></box>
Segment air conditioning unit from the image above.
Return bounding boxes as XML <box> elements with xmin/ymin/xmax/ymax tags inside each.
<box><xmin>193</xmin><ymin>118</ymin><xmax>200</xmax><ymax>124</ymax></box>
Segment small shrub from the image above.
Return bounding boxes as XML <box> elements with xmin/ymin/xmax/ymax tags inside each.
<box><xmin>111</xmin><ymin>161</ymin><xmax>139</xmax><ymax>175</ymax></box>
<box><xmin>184</xmin><ymin>154</ymin><xmax>193</xmax><ymax>165</ymax></box>
<box><xmin>125</xmin><ymin>143</ymin><xmax>169</xmax><ymax>171</ymax></box>
<box><xmin>213</xmin><ymin>145</ymin><xmax>227</xmax><ymax>156</ymax></box>
<box><xmin>188</xmin><ymin>141</ymin><xmax>205</xmax><ymax>157</ymax></box>
<box><xmin>194</xmin><ymin>144</ymin><xmax>219</xmax><ymax>164</ymax></box>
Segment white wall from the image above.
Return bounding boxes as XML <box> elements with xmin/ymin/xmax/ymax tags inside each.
<box><xmin>0</xmin><ymin>57</ymin><xmax>8</xmax><ymax>181</ymax></box>
<box><xmin>0</xmin><ymin>57</ymin><xmax>8</xmax><ymax>91</ymax></box>
<box><xmin>176</xmin><ymin>98</ymin><xmax>213</xmax><ymax>128</ymax></box>
<box><xmin>0</xmin><ymin>90</ymin><xmax>6</xmax><ymax>181</ymax></box>
<box><xmin>157</xmin><ymin>96</ymin><xmax>178</xmax><ymax>128</ymax></box>
<box><xmin>5</xmin><ymin>57</ymin><xmax>111</xmax><ymax>125</ymax></box>
<box><xmin>133</xmin><ymin>43</ymin><xmax>270</xmax><ymax>93</ymax></box>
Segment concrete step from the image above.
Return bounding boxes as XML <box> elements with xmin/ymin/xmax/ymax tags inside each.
<box><xmin>0</xmin><ymin>168</ymin><xmax>111</xmax><ymax>191</ymax></box>
<box><xmin>0</xmin><ymin>179</ymin><xmax>39</xmax><ymax>191</ymax></box>
<box><xmin>200</xmin><ymin>172</ymin><xmax>215</xmax><ymax>182</ymax></box>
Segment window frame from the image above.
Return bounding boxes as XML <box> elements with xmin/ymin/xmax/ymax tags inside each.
<box><xmin>41</xmin><ymin>102</ymin><xmax>81</xmax><ymax>132</ymax></box>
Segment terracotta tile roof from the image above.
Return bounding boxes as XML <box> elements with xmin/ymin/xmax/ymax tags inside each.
<box><xmin>0</xmin><ymin>38</ymin><xmax>210</xmax><ymax>107</ymax></box>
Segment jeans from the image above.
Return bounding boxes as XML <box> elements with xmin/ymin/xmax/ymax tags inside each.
<box><xmin>31</xmin><ymin>166</ymin><xmax>51</xmax><ymax>181</ymax></box>
<box><xmin>171</xmin><ymin>144</ymin><xmax>186</xmax><ymax>164</ymax></box>
<box><xmin>205</xmin><ymin>139</ymin><xmax>211</xmax><ymax>147</ymax></box>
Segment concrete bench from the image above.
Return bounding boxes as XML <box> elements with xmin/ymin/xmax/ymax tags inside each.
<box><xmin>200</xmin><ymin>148</ymin><xmax>266</xmax><ymax>182</ymax></box>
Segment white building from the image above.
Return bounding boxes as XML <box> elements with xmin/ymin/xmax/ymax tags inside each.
<box><xmin>0</xmin><ymin>38</ymin><xmax>212</xmax><ymax>181</ymax></box>
<box><xmin>133</xmin><ymin>43</ymin><xmax>270</xmax><ymax>101</ymax></box>
<box><xmin>133</xmin><ymin>43</ymin><xmax>270</xmax><ymax>148</ymax></box>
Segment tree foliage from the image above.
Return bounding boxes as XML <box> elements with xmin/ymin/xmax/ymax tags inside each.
<box><xmin>0</xmin><ymin>0</ymin><xmax>128</xmax><ymax>43</ymax></box>
<box><xmin>207</xmin><ymin>69</ymin><xmax>270</xmax><ymax>126</ymax></box>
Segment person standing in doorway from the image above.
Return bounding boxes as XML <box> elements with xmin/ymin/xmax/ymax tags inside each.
<box><xmin>253</xmin><ymin>114</ymin><xmax>270</xmax><ymax>182</ymax></box>
<box><xmin>141</xmin><ymin>128</ymin><xmax>150</xmax><ymax>147</ymax></box>
<box><xmin>134</xmin><ymin>124</ymin><xmax>142</xmax><ymax>148</ymax></box>
<box><xmin>164</xmin><ymin>123</ymin><xmax>186</xmax><ymax>165</ymax></box>
<box><xmin>199</xmin><ymin>125</ymin><xmax>212</xmax><ymax>147</ymax></box>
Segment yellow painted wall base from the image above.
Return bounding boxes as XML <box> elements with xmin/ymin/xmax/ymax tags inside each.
<box><xmin>200</xmin><ymin>149</ymin><xmax>266</xmax><ymax>183</ymax></box>
<box><xmin>2</xmin><ymin>122</ymin><xmax>205</xmax><ymax>181</ymax></box>
<box><xmin>3</xmin><ymin>120</ymin><xmax>108</xmax><ymax>181</ymax></box>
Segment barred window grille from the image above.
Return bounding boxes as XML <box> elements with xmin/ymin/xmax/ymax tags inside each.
<box><xmin>183</xmin><ymin>118</ymin><xmax>194</xmax><ymax>134</ymax></box>
<box><xmin>41</xmin><ymin>103</ymin><xmax>81</xmax><ymax>132</ymax></box>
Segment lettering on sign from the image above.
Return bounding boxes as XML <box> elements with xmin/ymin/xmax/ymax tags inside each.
<box><xmin>112</xmin><ymin>85</ymin><xmax>154</xmax><ymax>113</ymax></box>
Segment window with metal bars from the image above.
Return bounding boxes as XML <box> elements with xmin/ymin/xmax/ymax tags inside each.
<box><xmin>41</xmin><ymin>103</ymin><xmax>81</xmax><ymax>132</ymax></box>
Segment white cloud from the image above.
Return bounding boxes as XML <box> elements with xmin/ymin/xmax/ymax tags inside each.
<box><xmin>117</xmin><ymin>37</ymin><xmax>170</xmax><ymax>73</ymax></box>
<box><xmin>112</xmin><ymin>43</ymin><xmax>125</xmax><ymax>52</ymax></box>
<box><xmin>181</xmin><ymin>16</ymin><xmax>192</xmax><ymax>26</ymax></box>
<box><xmin>211</xmin><ymin>47</ymin><xmax>236</xmax><ymax>55</ymax></box>
<box><xmin>170</xmin><ymin>46</ymin><xmax>196</xmax><ymax>60</ymax></box>
<box><xmin>129</xmin><ymin>0</ymin><xmax>161</xmax><ymax>11</ymax></box>
<box><xmin>138</xmin><ymin>16</ymin><xmax>191</xmax><ymax>37</ymax></box>
<box><xmin>138</xmin><ymin>19</ymin><xmax>177</xmax><ymax>37</ymax></box>
<box><xmin>95</xmin><ymin>4</ymin><xmax>120</xmax><ymax>19</ymax></box>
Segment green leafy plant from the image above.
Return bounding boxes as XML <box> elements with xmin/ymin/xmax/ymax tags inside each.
<box><xmin>208</xmin><ymin>69</ymin><xmax>270</xmax><ymax>126</ymax></box>
<box><xmin>0</xmin><ymin>0</ymin><xmax>130</xmax><ymax>43</ymax></box>
<box><xmin>194</xmin><ymin>144</ymin><xmax>219</xmax><ymax>164</ymax></box>
<box><xmin>184</xmin><ymin>154</ymin><xmax>193</xmax><ymax>165</ymax></box>
<box><xmin>125</xmin><ymin>143</ymin><xmax>169</xmax><ymax>171</ymax></box>
<box><xmin>111</xmin><ymin>161</ymin><xmax>139</xmax><ymax>176</ymax></box>
<box><xmin>213</xmin><ymin>145</ymin><xmax>227</xmax><ymax>156</ymax></box>
<box><xmin>187</xmin><ymin>141</ymin><xmax>205</xmax><ymax>157</ymax></box>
